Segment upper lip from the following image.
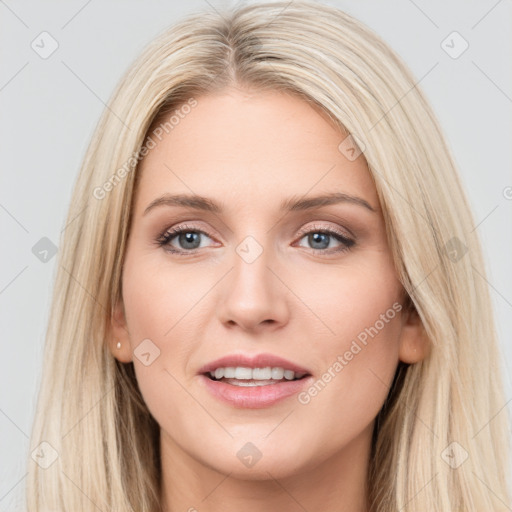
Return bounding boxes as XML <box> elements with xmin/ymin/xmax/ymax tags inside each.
<box><xmin>198</xmin><ymin>353</ymin><xmax>311</xmax><ymax>375</ymax></box>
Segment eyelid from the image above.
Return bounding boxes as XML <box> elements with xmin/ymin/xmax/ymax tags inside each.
<box><xmin>295</xmin><ymin>221</ymin><xmax>355</xmax><ymax>241</ymax></box>
<box><xmin>159</xmin><ymin>221</ymin><xmax>353</xmax><ymax>240</ymax></box>
<box><xmin>158</xmin><ymin>223</ymin><xmax>218</xmax><ymax>245</ymax></box>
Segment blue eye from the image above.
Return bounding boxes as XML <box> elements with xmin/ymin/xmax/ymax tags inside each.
<box><xmin>170</xmin><ymin>231</ymin><xmax>202</xmax><ymax>250</ymax></box>
<box><xmin>156</xmin><ymin>224</ymin><xmax>355</xmax><ymax>256</ymax></box>
<box><xmin>156</xmin><ymin>226</ymin><xmax>214</xmax><ymax>254</ymax></box>
<box><xmin>296</xmin><ymin>229</ymin><xmax>355</xmax><ymax>253</ymax></box>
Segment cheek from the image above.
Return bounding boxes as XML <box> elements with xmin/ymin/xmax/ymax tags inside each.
<box><xmin>122</xmin><ymin>251</ymin><xmax>207</xmax><ymax>341</ymax></box>
<box><xmin>120</xmin><ymin>251</ymin><xmax>212</xmax><ymax>418</ymax></box>
<box><xmin>295</xmin><ymin>249</ymin><xmax>402</xmax><ymax>342</ymax></box>
<box><xmin>294</xmin><ymin>258</ymin><xmax>403</xmax><ymax>437</ymax></box>
<box><xmin>299</xmin><ymin>323</ymin><xmax>400</xmax><ymax>454</ymax></box>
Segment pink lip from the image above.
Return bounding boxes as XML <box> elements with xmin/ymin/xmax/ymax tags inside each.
<box><xmin>197</xmin><ymin>352</ymin><xmax>311</xmax><ymax>375</ymax></box>
<box><xmin>197</xmin><ymin>352</ymin><xmax>313</xmax><ymax>409</ymax></box>
<box><xmin>198</xmin><ymin>374</ymin><xmax>314</xmax><ymax>409</ymax></box>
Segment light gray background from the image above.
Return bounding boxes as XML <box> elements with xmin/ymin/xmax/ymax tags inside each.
<box><xmin>1</xmin><ymin>1</ymin><xmax>511</xmax><ymax>510</ymax></box>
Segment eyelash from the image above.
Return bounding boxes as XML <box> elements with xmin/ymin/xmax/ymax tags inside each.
<box><xmin>155</xmin><ymin>223</ymin><xmax>355</xmax><ymax>257</ymax></box>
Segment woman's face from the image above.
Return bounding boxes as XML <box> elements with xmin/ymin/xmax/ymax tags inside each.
<box><xmin>111</xmin><ymin>87</ymin><xmax>424</xmax><ymax>480</ymax></box>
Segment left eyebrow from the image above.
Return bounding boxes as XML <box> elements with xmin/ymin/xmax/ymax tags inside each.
<box><xmin>143</xmin><ymin>191</ymin><xmax>377</xmax><ymax>216</ymax></box>
<box><xmin>280</xmin><ymin>192</ymin><xmax>377</xmax><ymax>213</ymax></box>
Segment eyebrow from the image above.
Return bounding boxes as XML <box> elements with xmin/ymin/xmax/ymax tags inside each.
<box><xmin>143</xmin><ymin>192</ymin><xmax>377</xmax><ymax>216</ymax></box>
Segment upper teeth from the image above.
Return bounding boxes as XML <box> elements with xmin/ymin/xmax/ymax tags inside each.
<box><xmin>209</xmin><ymin>367</ymin><xmax>306</xmax><ymax>380</ymax></box>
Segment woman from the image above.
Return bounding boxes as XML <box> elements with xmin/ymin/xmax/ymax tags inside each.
<box><xmin>26</xmin><ymin>1</ymin><xmax>511</xmax><ymax>511</ymax></box>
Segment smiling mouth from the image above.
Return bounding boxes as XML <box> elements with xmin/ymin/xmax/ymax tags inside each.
<box><xmin>203</xmin><ymin>366</ymin><xmax>310</xmax><ymax>386</ymax></box>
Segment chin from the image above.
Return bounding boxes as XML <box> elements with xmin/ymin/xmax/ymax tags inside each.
<box><xmin>200</xmin><ymin>447</ymin><xmax>309</xmax><ymax>481</ymax></box>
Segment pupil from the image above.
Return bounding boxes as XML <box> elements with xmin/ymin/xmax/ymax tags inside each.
<box><xmin>179</xmin><ymin>232</ymin><xmax>200</xmax><ymax>249</ymax></box>
<box><xmin>309</xmin><ymin>233</ymin><xmax>329</xmax><ymax>249</ymax></box>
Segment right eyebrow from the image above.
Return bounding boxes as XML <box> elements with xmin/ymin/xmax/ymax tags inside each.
<box><xmin>143</xmin><ymin>193</ymin><xmax>221</xmax><ymax>216</ymax></box>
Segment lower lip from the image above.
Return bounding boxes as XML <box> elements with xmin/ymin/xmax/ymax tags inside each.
<box><xmin>199</xmin><ymin>374</ymin><xmax>313</xmax><ymax>409</ymax></box>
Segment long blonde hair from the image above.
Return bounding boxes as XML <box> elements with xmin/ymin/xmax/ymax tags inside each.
<box><xmin>26</xmin><ymin>2</ymin><xmax>511</xmax><ymax>510</ymax></box>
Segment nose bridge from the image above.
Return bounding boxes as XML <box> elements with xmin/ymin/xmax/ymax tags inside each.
<box><xmin>233</xmin><ymin>234</ymin><xmax>272</xmax><ymax>290</ymax></box>
<box><xmin>217</xmin><ymin>232</ymin><xmax>289</xmax><ymax>330</ymax></box>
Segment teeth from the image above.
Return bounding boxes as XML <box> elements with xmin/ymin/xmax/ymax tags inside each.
<box><xmin>235</xmin><ymin>367</ymin><xmax>253</xmax><ymax>379</ymax></box>
<box><xmin>284</xmin><ymin>369</ymin><xmax>295</xmax><ymax>380</ymax></box>
<box><xmin>253</xmin><ymin>367</ymin><xmax>272</xmax><ymax>379</ymax></box>
<box><xmin>271</xmin><ymin>367</ymin><xmax>284</xmax><ymax>379</ymax></box>
<box><xmin>224</xmin><ymin>367</ymin><xmax>236</xmax><ymax>378</ymax></box>
<box><xmin>208</xmin><ymin>366</ymin><xmax>306</xmax><ymax>381</ymax></box>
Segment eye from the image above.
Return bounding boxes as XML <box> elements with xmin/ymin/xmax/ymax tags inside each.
<box><xmin>156</xmin><ymin>224</ymin><xmax>217</xmax><ymax>254</ymax></box>
<box><xmin>295</xmin><ymin>224</ymin><xmax>355</xmax><ymax>254</ymax></box>
<box><xmin>155</xmin><ymin>222</ymin><xmax>355</xmax><ymax>256</ymax></box>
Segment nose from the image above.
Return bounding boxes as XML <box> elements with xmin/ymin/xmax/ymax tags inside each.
<box><xmin>217</xmin><ymin>239</ymin><xmax>290</xmax><ymax>333</ymax></box>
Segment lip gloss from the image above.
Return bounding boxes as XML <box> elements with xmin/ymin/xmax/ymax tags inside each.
<box><xmin>198</xmin><ymin>374</ymin><xmax>314</xmax><ymax>409</ymax></box>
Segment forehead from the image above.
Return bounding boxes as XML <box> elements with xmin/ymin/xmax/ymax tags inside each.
<box><xmin>135</xmin><ymin>88</ymin><xmax>377</xmax><ymax>216</ymax></box>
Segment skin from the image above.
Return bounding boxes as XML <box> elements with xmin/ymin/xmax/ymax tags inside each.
<box><xmin>110</xmin><ymin>86</ymin><xmax>428</xmax><ymax>512</ymax></box>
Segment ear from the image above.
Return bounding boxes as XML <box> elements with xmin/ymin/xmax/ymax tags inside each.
<box><xmin>108</xmin><ymin>299</ymin><xmax>133</xmax><ymax>363</ymax></box>
<box><xmin>398</xmin><ymin>300</ymin><xmax>429</xmax><ymax>364</ymax></box>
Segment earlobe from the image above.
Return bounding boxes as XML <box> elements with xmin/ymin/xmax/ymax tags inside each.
<box><xmin>109</xmin><ymin>300</ymin><xmax>133</xmax><ymax>363</ymax></box>
<box><xmin>398</xmin><ymin>302</ymin><xmax>430</xmax><ymax>364</ymax></box>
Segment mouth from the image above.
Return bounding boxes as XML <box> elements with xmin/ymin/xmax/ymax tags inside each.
<box><xmin>197</xmin><ymin>353</ymin><xmax>313</xmax><ymax>407</ymax></box>
<box><xmin>203</xmin><ymin>366</ymin><xmax>310</xmax><ymax>386</ymax></box>
<box><xmin>199</xmin><ymin>366</ymin><xmax>313</xmax><ymax>408</ymax></box>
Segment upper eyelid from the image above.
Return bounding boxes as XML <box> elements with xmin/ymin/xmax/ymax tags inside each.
<box><xmin>296</xmin><ymin>222</ymin><xmax>354</xmax><ymax>239</ymax></box>
<box><xmin>166</xmin><ymin>223</ymin><xmax>216</xmax><ymax>239</ymax></box>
